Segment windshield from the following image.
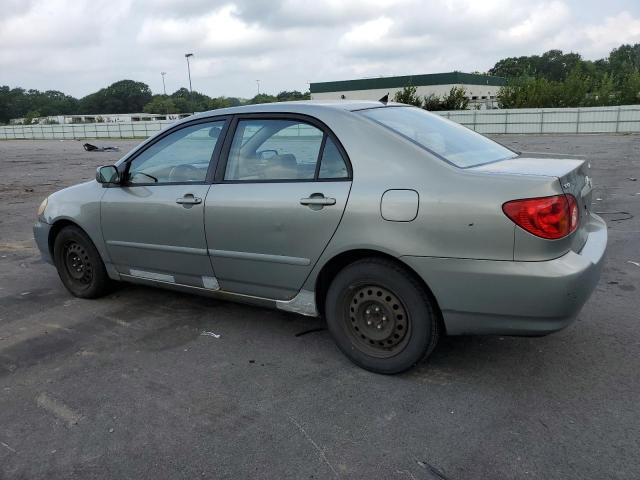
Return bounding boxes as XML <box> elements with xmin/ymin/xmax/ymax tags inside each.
<box><xmin>359</xmin><ymin>106</ymin><xmax>516</xmax><ymax>168</ymax></box>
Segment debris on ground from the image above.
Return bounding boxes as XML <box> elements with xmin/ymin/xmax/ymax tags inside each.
<box><xmin>83</xmin><ymin>143</ymin><xmax>120</xmax><ymax>152</ymax></box>
<box><xmin>1</xmin><ymin>441</ymin><xmax>16</xmax><ymax>453</ymax></box>
<box><xmin>201</xmin><ymin>331</ymin><xmax>221</xmax><ymax>338</ymax></box>
<box><xmin>628</xmin><ymin>261</ymin><xmax>640</xmax><ymax>268</ymax></box>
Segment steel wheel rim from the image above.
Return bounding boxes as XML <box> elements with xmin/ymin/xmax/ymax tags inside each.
<box><xmin>63</xmin><ymin>241</ymin><xmax>93</xmax><ymax>285</ymax></box>
<box><xmin>343</xmin><ymin>284</ymin><xmax>410</xmax><ymax>358</ymax></box>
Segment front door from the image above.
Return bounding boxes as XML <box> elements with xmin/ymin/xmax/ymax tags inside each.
<box><xmin>205</xmin><ymin>117</ymin><xmax>352</xmax><ymax>300</ymax></box>
<box><xmin>101</xmin><ymin>119</ymin><xmax>226</xmax><ymax>288</ymax></box>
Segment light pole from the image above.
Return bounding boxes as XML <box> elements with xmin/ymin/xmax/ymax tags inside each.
<box><xmin>160</xmin><ymin>72</ymin><xmax>167</xmax><ymax>95</ymax></box>
<box><xmin>185</xmin><ymin>53</ymin><xmax>194</xmax><ymax>94</ymax></box>
<box><xmin>185</xmin><ymin>53</ymin><xmax>194</xmax><ymax>113</ymax></box>
<box><xmin>256</xmin><ymin>79</ymin><xmax>260</xmax><ymax>96</ymax></box>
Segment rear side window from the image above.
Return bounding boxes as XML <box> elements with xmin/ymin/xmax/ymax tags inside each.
<box><xmin>319</xmin><ymin>137</ymin><xmax>349</xmax><ymax>179</ymax></box>
<box><xmin>359</xmin><ymin>106</ymin><xmax>516</xmax><ymax>168</ymax></box>
<box><xmin>223</xmin><ymin>119</ymin><xmax>350</xmax><ymax>182</ymax></box>
<box><xmin>225</xmin><ymin>119</ymin><xmax>323</xmax><ymax>181</ymax></box>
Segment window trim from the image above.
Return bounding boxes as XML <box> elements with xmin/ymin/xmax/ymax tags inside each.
<box><xmin>214</xmin><ymin>113</ymin><xmax>352</xmax><ymax>184</ymax></box>
<box><xmin>119</xmin><ymin>116</ymin><xmax>231</xmax><ymax>187</ymax></box>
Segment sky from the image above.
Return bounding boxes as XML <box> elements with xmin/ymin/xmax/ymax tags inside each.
<box><xmin>1</xmin><ymin>0</ymin><xmax>639</xmax><ymax>99</ymax></box>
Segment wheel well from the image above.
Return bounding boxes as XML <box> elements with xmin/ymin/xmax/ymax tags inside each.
<box><xmin>48</xmin><ymin>219</ymin><xmax>81</xmax><ymax>258</ymax></box>
<box><xmin>314</xmin><ymin>249</ymin><xmax>445</xmax><ymax>332</ymax></box>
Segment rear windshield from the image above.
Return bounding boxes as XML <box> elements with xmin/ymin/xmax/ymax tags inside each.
<box><xmin>359</xmin><ymin>106</ymin><xmax>516</xmax><ymax>168</ymax></box>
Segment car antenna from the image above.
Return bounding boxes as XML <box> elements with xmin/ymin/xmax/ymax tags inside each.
<box><xmin>379</xmin><ymin>93</ymin><xmax>389</xmax><ymax>105</ymax></box>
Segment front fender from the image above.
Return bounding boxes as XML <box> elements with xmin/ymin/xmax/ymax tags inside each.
<box><xmin>43</xmin><ymin>181</ymin><xmax>111</xmax><ymax>267</ymax></box>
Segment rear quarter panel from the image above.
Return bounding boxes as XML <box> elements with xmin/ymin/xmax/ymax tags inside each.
<box><xmin>309</xmin><ymin>111</ymin><xmax>559</xmax><ymax>258</ymax></box>
<box><xmin>300</xmin><ymin>111</ymin><xmax>564</xmax><ymax>290</ymax></box>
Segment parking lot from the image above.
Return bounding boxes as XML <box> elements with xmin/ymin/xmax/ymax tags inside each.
<box><xmin>0</xmin><ymin>134</ymin><xmax>639</xmax><ymax>479</ymax></box>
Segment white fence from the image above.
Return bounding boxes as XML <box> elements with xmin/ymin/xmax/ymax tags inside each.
<box><xmin>0</xmin><ymin>120</ymin><xmax>175</xmax><ymax>140</ymax></box>
<box><xmin>2</xmin><ymin>105</ymin><xmax>640</xmax><ymax>140</ymax></box>
<box><xmin>436</xmin><ymin>105</ymin><xmax>640</xmax><ymax>134</ymax></box>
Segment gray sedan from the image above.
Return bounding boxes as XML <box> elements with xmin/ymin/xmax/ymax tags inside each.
<box><xmin>33</xmin><ymin>101</ymin><xmax>607</xmax><ymax>373</ymax></box>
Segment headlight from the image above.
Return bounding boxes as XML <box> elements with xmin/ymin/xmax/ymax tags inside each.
<box><xmin>37</xmin><ymin>197</ymin><xmax>48</xmax><ymax>218</ymax></box>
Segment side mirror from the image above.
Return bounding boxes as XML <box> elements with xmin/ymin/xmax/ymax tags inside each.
<box><xmin>96</xmin><ymin>165</ymin><xmax>120</xmax><ymax>184</ymax></box>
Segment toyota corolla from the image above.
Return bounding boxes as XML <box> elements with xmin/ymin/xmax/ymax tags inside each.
<box><xmin>33</xmin><ymin>101</ymin><xmax>607</xmax><ymax>373</ymax></box>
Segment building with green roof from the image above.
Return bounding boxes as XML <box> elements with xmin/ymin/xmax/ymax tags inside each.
<box><xmin>310</xmin><ymin>72</ymin><xmax>506</xmax><ymax>109</ymax></box>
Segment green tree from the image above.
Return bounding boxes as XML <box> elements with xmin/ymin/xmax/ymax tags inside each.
<box><xmin>167</xmin><ymin>88</ymin><xmax>211</xmax><ymax>112</ymax></box>
<box><xmin>208</xmin><ymin>96</ymin><xmax>233</xmax><ymax>109</ymax></box>
<box><xmin>591</xmin><ymin>73</ymin><xmax>617</xmax><ymax>106</ymax></box>
<box><xmin>79</xmin><ymin>80</ymin><xmax>152</xmax><ymax>114</ymax></box>
<box><xmin>24</xmin><ymin>110</ymin><xmax>41</xmax><ymax>124</ymax></box>
<box><xmin>276</xmin><ymin>90</ymin><xmax>309</xmax><ymax>101</ymax></box>
<box><xmin>422</xmin><ymin>93</ymin><xmax>443</xmax><ymax>111</ymax></box>
<box><xmin>497</xmin><ymin>77</ymin><xmax>552</xmax><ymax>108</ymax></box>
<box><xmin>490</xmin><ymin>50</ymin><xmax>582</xmax><ymax>82</ymax></box>
<box><xmin>489</xmin><ymin>55</ymin><xmax>541</xmax><ymax>78</ymax></box>
<box><xmin>538</xmin><ymin>50</ymin><xmax>582</xmax><ymax>82</ymax></box>
<box><xmin>556</xmin><ymin>69</ymin><xmax>589</xmax><ymax>107</ymax></box>
<box><xmin>619</xmin><ymin>71</ymin><xmax>640</xmax><ymax>105</ymax></box>
<box><xmin>393</xmin><ymin>84</ymin><xmax>423</xmax><ymax>107</ymax></box>
<box><xmin>608</xmin><ymin>44</ymin><xmax>640</xmax><ymax>82</ymax></box>
<box><xmin>440</xmin><ymin>86</ymin><xmax>470</xmax><ymax>110</ymax></box>
<box><xmin>248</xmin><ymin>93</ymin><xmax>277</xmax><ymax>104</ymax></box>
<box><xmin>143</xmin><ymin>95</ymin><xmax>176</xmax><ymax>114</ymax></box>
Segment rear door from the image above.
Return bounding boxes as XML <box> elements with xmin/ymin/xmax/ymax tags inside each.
<box><xmin>204</xmin><ymin>115</ymin><xmax>352</xmax><ymax>300</ymax></box>
<box><xmin>101</xmin><ymin>119</ymin><xmax>227</xmax><ymax>288</ymax></box>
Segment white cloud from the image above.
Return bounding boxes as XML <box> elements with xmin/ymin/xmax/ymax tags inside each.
<box><xmin>498</xmin><ymin>2</ymin><xmax>571</xmax><ymax>45</ymax></box>
<box><xmin>137</xmin><ymin>4</ymin><xmax>274</xmax><ymax>55</ymax></box>
<box><xmin>0</xmin><ymin>0</ymin><xmax>639</xmax><ymax>98</ymax></box>
<box><xmin>583</xmin><ymin>11</ymin><xmax>640</xmax><ymax>52</ymax></box>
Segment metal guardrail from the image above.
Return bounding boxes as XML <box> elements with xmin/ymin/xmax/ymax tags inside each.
<box><xmin>2</xmin><ymin>105</ymin><xmax>640</xmax><ymax>139</ymax></box>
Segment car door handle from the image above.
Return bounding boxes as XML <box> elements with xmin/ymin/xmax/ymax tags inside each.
<box><xmin>300</xmin><ymin>195</ymin><xmax>336</xmax><ymax>206</ymax></box>
<box><xmin>176</xmin><ymin>194</ymin><xmax>202</xmax><ymax>205</ymax></box>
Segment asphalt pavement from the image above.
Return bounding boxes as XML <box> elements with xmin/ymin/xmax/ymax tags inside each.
<box><xmin>0</xmin><ymin>134</ymin><xmax>639</xmax><ymax>479</ymax></box>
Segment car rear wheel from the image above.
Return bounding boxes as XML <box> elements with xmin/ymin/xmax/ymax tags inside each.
<box><xmin>53</xmin><ymin>225</ymin><xmax>112</xmax><ymax>299</ymax></box>
<box><xmin>325</xmin><ymin>258</ymin><xmax>439</xmax><ymax>374</ymax></box>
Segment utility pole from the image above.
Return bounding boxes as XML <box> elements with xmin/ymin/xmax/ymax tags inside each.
<box><xmin>256</xmin><ymin>79</ymin><xmax>260</xmax><ymax>96</ymax></box>
<box><xmin>160</xmin><ymin>72</ymin><xmax>167</xmax><ymax>95</ymax></box>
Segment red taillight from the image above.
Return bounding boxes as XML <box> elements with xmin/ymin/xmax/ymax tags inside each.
<box><xmin>502</xmin><ymin>194</ymin><xmax>579</xmax><ymax>239</ymax></box>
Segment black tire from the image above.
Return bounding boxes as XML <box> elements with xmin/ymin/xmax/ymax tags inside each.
<box><xmin>325</xmin><ymin>258</ymin><xmax>439</xmax><ymax>374</ymax></box>
<box><xmin>53</xmin><ymin>225</ymin><xmax>112</xmax><ymax>299</ymax></box>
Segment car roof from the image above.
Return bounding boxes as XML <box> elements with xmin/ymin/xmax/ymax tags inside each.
<box><xmin>190</xmin><ymin>100</ymin><xmax>399</xmax><ymax>119</ymax></box>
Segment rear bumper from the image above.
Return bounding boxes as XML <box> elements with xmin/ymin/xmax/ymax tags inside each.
<box><xmin>402</xmin><ymin>213</ymin><xmax>607</xmax><ymax>336</ymax></box>
<box><xmin>33</xmin><ymin>220</ymin><xmax>53</xmax><ymax>264</ymax></box>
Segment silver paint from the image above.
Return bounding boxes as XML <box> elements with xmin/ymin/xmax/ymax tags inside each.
<box><xmin>208</xmin><ymin>249</ymin><xmax>311</xmax><ymax>266</ymax></box>
<box><xmin>380</xmin><ymin>189</ymin><xmax>419</xmax><ymax>222</ymax></box>
<box><xmin>34</xmin><ymin>101</ymin><xmax>607</xmax><ymax>336</ymax></box>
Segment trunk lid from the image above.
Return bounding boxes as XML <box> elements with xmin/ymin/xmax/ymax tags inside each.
<box><xmin>473</xmin><ymin>157</ymin><xmax>592</xmax><ymax>255</ymax></box>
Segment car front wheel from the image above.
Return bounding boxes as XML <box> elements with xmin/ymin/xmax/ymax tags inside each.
<box><xmin>325</xmin><ymin>258</ymin><xmax>439</xmax><ymax>374</ymax></box>
<box><xmin>53</xmin><ymin>225</ymin><xmax>112</xmax><ymax>299</ymax></box>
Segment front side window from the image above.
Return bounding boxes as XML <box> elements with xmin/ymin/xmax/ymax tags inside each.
<box><xmin>359</xmin><ymin>106</ymin><xmax>516</xmax><ymax>168</ymax></box>
<box><xmin>127</xmin><ymin>121</ymin><xmax>225</xmax><ymax>184</ymax></box>
<box><xmin>224</xmin><ymin>119</ymin><xmax>325</xmax><ymax>181</ymax></box>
